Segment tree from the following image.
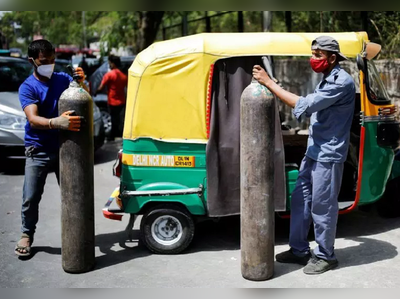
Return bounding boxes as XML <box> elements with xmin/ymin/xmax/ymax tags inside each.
<box><xmin>136</xmin><ymin>11</ymin><xmax>164</xmax><ymax>52</ymax></box>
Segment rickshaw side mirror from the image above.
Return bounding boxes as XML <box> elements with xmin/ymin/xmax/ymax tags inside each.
<box><xmin>364</xmin><ymin>42</ymin><xmax>382</xmax><ymax>61</ymax></box>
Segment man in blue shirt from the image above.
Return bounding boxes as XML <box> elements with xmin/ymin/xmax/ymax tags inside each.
<box><xmin>15</xmin><ymin>39</ymin><xmax>87</xmax><ymax>257</ymax></box>
<box><xmin>253</xmin><ymin>36</ymin><xmax>355</xmax><ymax>274</ymax></box>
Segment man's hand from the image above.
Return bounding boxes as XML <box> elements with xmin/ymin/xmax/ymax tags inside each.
<box><xmin>51</xmin><ymin>110</ymin><xmax>81</xmax><ymax>131</ymax></box>
<box><xmin>74</xmin><ymin>67</ymin><xmax>85</xmax><ymax>83</ymax></box>
<box><xmin>252</xmin><ymin>65</ymin><xmax>271</xmax><ymax>87</ymax></box>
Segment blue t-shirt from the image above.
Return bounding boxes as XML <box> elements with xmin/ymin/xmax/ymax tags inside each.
<box><xmin>19</xmin><ymin>72</ymin><xmax>72</xmax><ymax>152</ymax></box>
<box><xmin>293</xmin><ymin>65</ymin><xmax>355</xmax><ymax>163</ymax></box>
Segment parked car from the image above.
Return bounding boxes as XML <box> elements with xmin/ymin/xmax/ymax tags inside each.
<box><xmin>0</xmin><ymin>56</ymin><xmax>105</xmax><ymax>161</ymax></box>
<box><xmin>89</xmin><ymin>55</ymin><xmax>135</xmax><ymax>138</ymax></box>
<box><xmin>55</xmin><ymin>58</ymin><xmax>72</xmax><ymax>75</ymax></box>
<box><xmin>9</xmin><ymin>48</ymin><xmax>23</xmax><ymax>58</ymax></box>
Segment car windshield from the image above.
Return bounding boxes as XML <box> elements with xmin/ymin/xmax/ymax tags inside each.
<box><xmin>0</xmin><ymin>59</ymin><xmax>32</xmax><ymax>92</ymax></box>
<box><xmin>367</xmin><ymin>60</ymin><xmax>391</xmax><ymax>103</ymax></box>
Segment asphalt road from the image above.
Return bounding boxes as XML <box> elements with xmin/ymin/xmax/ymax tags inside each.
<box><xmin>1</xmin><ymin>140</ymin><xmax>400</xmax><ymax>288</ymax></box>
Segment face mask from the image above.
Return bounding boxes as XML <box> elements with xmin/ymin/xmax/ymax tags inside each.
<box><xmin>310</xmin><ymin>58</ymin><xmax>329</xmax><ymax>73</ymax></box>
<box><xmin>30</xmin><ymin>58</ymin><xmax>55</xmax><ymax>79</ymax></box>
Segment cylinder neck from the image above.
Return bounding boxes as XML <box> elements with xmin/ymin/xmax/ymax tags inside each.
<box><xmin>70</xmin><ymin>80</ymin><xmax>81</xmax><ymax>88</ymax></box>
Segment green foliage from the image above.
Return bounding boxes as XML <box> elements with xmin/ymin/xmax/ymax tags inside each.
<box><xmin>0</xmin><ymin>11</ymin><xmax>109</xmax><ymax>51</ymax></box>
<box><xmin>368</xmin><ymin>12</ymin><xmax>400</xmax><ymax>58</ymax></box>
<box><xmin>94</xmin><ymin>11</ymin><xmax>139</xmax><ymax>54</ymax></box>
<box><xmin>2</xmin><ymin>11</ymin><xmax>400</xmax><ymax>58</ymax></box>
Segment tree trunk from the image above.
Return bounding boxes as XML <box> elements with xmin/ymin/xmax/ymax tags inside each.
<box><xmin>285</xmin><ymin>11</ymin><xmax>292</xmax><ymax>32</ymax></box>
<box><xmin>263</xmin><ymin>11</ymin><xmax>272</xmax><ymax>32</ymax></box>
<box><xmin>182</xmin><ymin>12</ymin><xmax>188</xmax><ymax>36</ymax></box>
<box><xmin>361</xmin><ymin>11</ymin><xmax>368</xmax><ymax>33</ymax></box>
<box><xmin>238</xmin><ymin>11</ymin><xmax>244</xmax><ymax>32</ymax></box>
<box><xmin>137</xmin><ymin>11</ymin><xmax>165</xmax><ymax>53</ymax></box>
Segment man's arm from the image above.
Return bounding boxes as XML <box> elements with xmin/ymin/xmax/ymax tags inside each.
<box><xmin>24</xmin><ymin>104</ymin><xmax>53</xmax><ymax>130</ymax></box>
<box><xmin>93</xmin><ymin>82</ymin><xmax>104</xmax><ymax>97</ymax></box>
<box><xmin>252</xmin><ymin>65</ymin><xmax>300</xmax><ymax>108</ymax></box>
<box><xmin>93</xmin><ymin>71</ymin><xmax>110</xmax><ymax>97</ymax></box>
<box><xmin>24</xmin><ymin>104</ymin><xmax>81</xmax><ymax>131</ymax></box>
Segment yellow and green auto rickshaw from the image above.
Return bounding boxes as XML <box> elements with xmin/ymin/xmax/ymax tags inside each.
<box><xmin>103</xmin><ymin>32</ymin><xmax>400</xmax><ymax>254</ymax></box>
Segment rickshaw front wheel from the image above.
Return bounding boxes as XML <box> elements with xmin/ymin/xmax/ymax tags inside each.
<box><xmin>140</xmin><ymin>204</ymin><xmax>195</xmax><ymax>254</ymax></box>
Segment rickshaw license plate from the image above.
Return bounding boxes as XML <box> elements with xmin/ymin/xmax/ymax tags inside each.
<box><xmin>123</xmin><ymin>154</ymin><xmax>195</xmax><ymax>168</ymax></box>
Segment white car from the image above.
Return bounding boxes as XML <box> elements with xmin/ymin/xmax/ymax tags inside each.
<box><xmin>0</xmin><ymin>56</ymin><xmax>105</xmax><ymax>161</ymax></box>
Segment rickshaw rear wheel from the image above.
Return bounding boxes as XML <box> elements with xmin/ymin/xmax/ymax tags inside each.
<box><xmin>140</xmin><ymin>204</ymin><xmax>195</xmax><ymax>254</ymax></box>
<box><xmin>377</xmin><ymin>177</ymin><xmax>400</xmax><ymax>218</ymax></box>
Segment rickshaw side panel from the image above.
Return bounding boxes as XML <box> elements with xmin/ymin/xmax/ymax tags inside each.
<box><xmin>120</xmin><ymin>139</ymin><xmax>207</xmax><ymax>215</ymax></box>
<box><xmin>359</xmin><ymin>121</ymin><xmax>395</xmax><ymax>205</ymax></box>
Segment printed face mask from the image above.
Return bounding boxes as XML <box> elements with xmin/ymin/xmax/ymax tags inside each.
<box><xmin>30</xmin><ymin>58</ymin><xmax>55</xmax><ymax>79</ymax></box>
<box><xmin>309</xmin><ymin>58</ymin><xmax>329</xmax><ymax>73</ymax></box>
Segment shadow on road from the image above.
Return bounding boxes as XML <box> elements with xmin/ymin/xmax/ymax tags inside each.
<box><xmin>15</xmin><ymin>210</ymin><xmax>398</xmax><ymax>273</ymax></box>
<box><xmin>185</xmin><ymin>210</ymin><xmax>400</xmax><ymax>257</ymax></box>
<box><xmin>186</xmin><ymin>215</ymin><xmax>291</xmax><ymax>253</ymax></box>
<box><xmin>336</xmin><ymin>237</ymin><xmax>398</xmax><ymax>270</ymax></box>
<box><xmin>18</xmin><ymin>246</ymin><xmax>62</xmax><ymax>261</ymax></box>
<box><xmin>93</xmin><ymin>230</ymin><xmax>151</xmax><ymax>271</ymax></box>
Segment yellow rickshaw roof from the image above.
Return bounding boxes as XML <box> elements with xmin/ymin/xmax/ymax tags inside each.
<box><xmin>124</xmin><ymin>32</ymin><xmax>368</xmax><ymax>143</ymax></box>
<box><xmin>131</xmin><ymin>32</ymin><xmax>368</xmax><ymax>74</ymax></box>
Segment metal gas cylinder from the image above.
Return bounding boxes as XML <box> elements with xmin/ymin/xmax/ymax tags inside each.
<box><xmin>59</xmin><ymin>75</ymin><xmax>95</xmax><ymax>273</ymax></box>
<box><xmin>240</xmin><ymin>78</ymin><xmax>275</xmax><ymax>281</ymax></box>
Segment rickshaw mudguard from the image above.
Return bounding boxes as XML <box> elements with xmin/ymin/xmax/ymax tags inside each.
<box><xmin>121</xmin><ymin>182</ymin><xmax>206</xmax><ymax>215</ymax></box>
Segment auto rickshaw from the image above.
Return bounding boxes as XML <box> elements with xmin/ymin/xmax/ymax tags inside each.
<box><xmin>103</xmin><ymin>32</ymin><xmax>400</xmax><ymax>254</ymax></box>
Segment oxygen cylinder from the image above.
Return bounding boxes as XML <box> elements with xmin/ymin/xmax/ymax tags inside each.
<box><xmin>59</xmin><ymin>73</ymin><xmax>95</xmax><ymax>273</ymax></box>
<box><xmin>240</xmin><ymin>78</ymin><xmax>275</xmax><ymax>281</ymax></box>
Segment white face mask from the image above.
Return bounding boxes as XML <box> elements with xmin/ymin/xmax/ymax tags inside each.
<box><xmin>30</xmin><ymin>58</ymin><xmax>55</xmax><ymax>79</ymax></box>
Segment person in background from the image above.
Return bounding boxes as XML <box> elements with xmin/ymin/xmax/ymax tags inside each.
<box><xmin>253</xmin><ymin>36</ymin><xmax>355</xmax><ymax>274</ymax></box>
<box><xmin>94</xmin><ymin>55</ymin><xmax>127</xmax><ymax>141</ymax></box>
<box><xmin>15</xmin><ymin>39</ymin><xmax>88</xmax><ymax>257</ymax></box>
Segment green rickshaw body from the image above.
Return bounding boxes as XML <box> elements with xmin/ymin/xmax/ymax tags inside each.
<box><xmin>121</xmin><ymin>139</ymin><xmax>207</xmax><ymax>215</ymax></box>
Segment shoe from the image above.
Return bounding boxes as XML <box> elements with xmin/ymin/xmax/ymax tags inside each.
<box><xmin>14</xmin><ymin>233</ymin><xmax>33</xmax><ymax>257</ymax></box>
<box><xmin>303</xmin><ymin>256</ymin><xmax>338</xmax><ymax>275</ymax></box>
<box><xmin>276</xmin><ymin>249</ymin><xmax>311</xmax><ymax>265</ymax></box>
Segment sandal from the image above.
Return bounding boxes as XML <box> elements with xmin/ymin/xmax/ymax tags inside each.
<box><xmin>15</xmin><ymin>233</ymin><xmax>33</xmax><ymax>257</ymax></box>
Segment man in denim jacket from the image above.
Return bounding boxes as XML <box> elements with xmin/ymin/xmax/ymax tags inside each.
<box><xmin>253</xmin><ymin>36</ymin><xmax>355</xmax><ymax>274</ymax></box>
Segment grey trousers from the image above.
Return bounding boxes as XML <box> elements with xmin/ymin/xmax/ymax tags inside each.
<box><xmin>289</xmin><ymin>156</ymin><xmax>344</xmax><ymax>261</ymax></box>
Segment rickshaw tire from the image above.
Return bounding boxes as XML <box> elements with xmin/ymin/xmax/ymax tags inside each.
<box><xmin>377</xmin><ymin>177</ymin><xmax>400</xmax><ymax>218</ymax></box>
<box><xmin>140</xmin><ymin>204</ymin><xmax>195</xmax><ymax>254</ymax></box>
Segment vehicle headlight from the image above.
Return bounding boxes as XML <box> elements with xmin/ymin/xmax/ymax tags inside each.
<box><xmin>93</xmin><ymin>104</ymin><xmax>101</xmax><ymax>121</ymax></box>
<box><xmin>0</xmin><ymin>110</ymin><xmax>26</xmax><ymax>130</ymax></box>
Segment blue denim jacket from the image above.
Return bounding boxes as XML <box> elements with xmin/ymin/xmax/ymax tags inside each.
<box><xmin>293</xmin><ymin>65</ymin><xmax>355</xmax><ymax>163</ymax></box>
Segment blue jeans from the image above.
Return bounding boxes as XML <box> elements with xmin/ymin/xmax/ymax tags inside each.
<box><xmin>21</xmin><ymin>147</ymin><xmax>59</xmax><ymax>236</ymax></box>
<box><xmin>289</xmin><ymin>156</ymin><xmax>344</xmax><ymax>261</ymax></box>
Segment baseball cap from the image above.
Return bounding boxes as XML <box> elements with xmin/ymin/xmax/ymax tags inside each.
<box><xmin>311</xmin><ymin>36</ymin><xmax>348</xmax><ymax>61</ymax></box>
